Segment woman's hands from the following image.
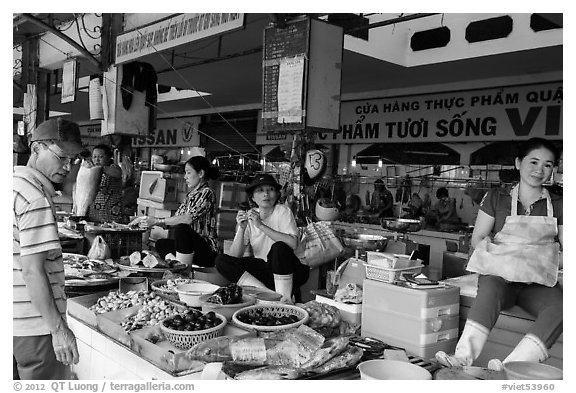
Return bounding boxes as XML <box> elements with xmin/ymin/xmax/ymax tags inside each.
<box><xmin>237</xmin><ymin>209</ymin><xmax>265</xmax><ymax>229</ymax></box>
<box><xmin>247</xmin><ymin>209</ymin><xmax>264</xmax><ymax>229</ymax></box>
<box><xmin>236</xmin><ymin>210</ymin><xmax>249</xmax><ymax>230</ymax></box>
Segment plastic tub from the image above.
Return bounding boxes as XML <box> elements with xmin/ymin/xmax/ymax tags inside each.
<box><xmin>175</xmin><ymin>282</ymin><xmax>220</xmax><ymax>307</ymax></box>
<box><xmin>503</xmin><ymin>361</ymin><xmax>562</xmax><ymax>380</ymax></box>
<box><xmin>357</xmin><ymin>359</ymin><xmax>432</xmax><ymax>380</ymax></box>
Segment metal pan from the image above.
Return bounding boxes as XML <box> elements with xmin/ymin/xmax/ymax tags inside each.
<box><xmin>380</xmin><ymin>218</ymin><xmax>422</xmax><ymax>233</ymax></box>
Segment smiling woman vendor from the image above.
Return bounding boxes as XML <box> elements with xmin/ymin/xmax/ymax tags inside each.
<box><xmin>436</xmin><ymin>137</ymin><xmax>562</xmax><ymax>371</ymax></box>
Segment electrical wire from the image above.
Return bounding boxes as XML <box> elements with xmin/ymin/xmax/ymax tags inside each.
<box><xmin>123</xmin><ymin>16</ymin><xmax>261</xmax><ymax>153</ymax></box>
<box><xmin>24</xmin><ymin>32</ymin><xmax>262</xmax><ymax>164</ymax></box>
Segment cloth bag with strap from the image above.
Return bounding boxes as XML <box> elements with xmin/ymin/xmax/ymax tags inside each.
<box><xmin>466</xmin><ymin>185</ymin><xmax>559</xmax><ymax>287</ymax></box>
<box><xmin>295</xmin><ymin>218</ymin><xmax>344</xmax><ymax>268</ymax></box>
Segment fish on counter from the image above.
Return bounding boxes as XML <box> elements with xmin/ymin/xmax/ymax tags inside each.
<box><xmin>234</xmin><ymin>365</ymin><xmax>302</xmax><ymax>380</ymax></box>
<box><xmin>308</xmin><ymin>345</ymin><xmax>364</xmax><ymax>374</ymax></box>
<box><xmin>300</xmin><ymin>336</ymin><xmax>349</xmax><ymax>370</ymax></box>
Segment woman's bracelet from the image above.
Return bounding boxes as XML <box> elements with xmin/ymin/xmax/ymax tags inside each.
<box><xmin>157</xmin><ymin>218</ymin><xmax>166</xmax><ymax>228</ymax></box>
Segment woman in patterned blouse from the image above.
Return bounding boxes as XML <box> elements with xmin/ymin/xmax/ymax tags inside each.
<box><xmin>132</xmin><ymin>156</ymin><xmax>220</xmax><ymax>267</ymax></box>
<box><xmin>87</xmin><ymin>144</ymin><xmax>124</xmax><ymax>223</ymax></box>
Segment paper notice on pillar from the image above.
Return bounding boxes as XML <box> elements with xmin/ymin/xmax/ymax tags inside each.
<box><xmin>277</xmin><ymin>56</ymin><xmax>305</xmax><ymax>124</ymax></box>
<box><xmin>89</xmin><ymin>75</ymin><xmax>104</xmax><ymax>120</ymax></box>
<box><xmin>61</xmin><ymin>59</ymin><xmax>77</xmax><ymax>104</ymax></box>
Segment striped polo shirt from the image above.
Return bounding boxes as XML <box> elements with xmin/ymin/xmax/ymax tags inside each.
<box><xmin>13</xmin><ymin>166</ymin><xmax>66</xmax><ymax>336</ymax></box>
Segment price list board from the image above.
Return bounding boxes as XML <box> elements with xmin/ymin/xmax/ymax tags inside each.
<box><xmin>262</xmin><ymin>18</ymin><xmax>310</xmax><ymax>133</ymax></box>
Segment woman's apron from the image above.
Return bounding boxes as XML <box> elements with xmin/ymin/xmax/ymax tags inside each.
<box><xmin>466</xmin><ymin>185</ymin><xmax>559</xmax><ymax>287</ymax></box>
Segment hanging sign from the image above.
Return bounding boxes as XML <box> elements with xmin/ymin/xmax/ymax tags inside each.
<box><xmin>313</xmin><ymin>82</ymin><xmax>562</xmax><ymax>144</ymax></box>
<box><xmin>79</xmin><ymin>117</ymin><xmax>201</xmax><ymax>147</ymax></box>
<box><xmin>116</xmin><ymin>13</ymin><xmax>245</xmax><ymax>64</ymax></box>
<box><xmin>61</xmin><ymin>59</ymin><xmax>77</xmax><ymax>103</ymax></box>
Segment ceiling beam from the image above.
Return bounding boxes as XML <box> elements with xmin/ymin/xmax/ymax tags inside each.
<box><xmin>19</xmin><ymin>13</ymin><xmax>102</xmax><ymax>70</ymax></box>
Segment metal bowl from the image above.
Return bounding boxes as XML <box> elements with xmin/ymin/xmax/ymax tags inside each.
<box><xmin>380</xmin><ymin>218</ymin><xmax>422</xmax><ymax>233</ymax></box>
<box><xmin>340</xmin><ymin>233</ymin><xmax>388</xmax><ymax>251</ymax></box>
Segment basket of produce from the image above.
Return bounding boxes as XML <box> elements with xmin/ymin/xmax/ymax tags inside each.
<box><xmin>198</xmin><ymin>283</ymin><xmax>256</xmax><ymax>320</ymax></box>
<box><xmin>365</xmin><ymin>263</ymin><xmax>423</xmax><ymax>284</ymax></box>
<box><xmin>232</xmin><ymin>304</ymin><xmax>309</xmax><ymax>332</ymax></box>
<box><xmin>160</xmin><ymin>309</ymin><xmax>227</xmax><ymax>350</ymax></box>
<box><xmin>151</xmin><ymin>278</ymin><xmax>196</xmax><ymax>296</ymax></box>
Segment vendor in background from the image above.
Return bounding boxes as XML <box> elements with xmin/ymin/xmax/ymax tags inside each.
<box><xmin>13</xmin><ymin>118</ymin><xmax>82</xmax><ymax>379</ymax></box>
<box><xmin>130</xmin><ymin>156</ymin><xmax>220</xmax><ymax>268</ymax></box>
<box><xmin>86</xmin><ymin>144</ymin><xmax>124</xmax><ymax>223</ymax></box>
<box><xmin>426</xmin><ymin>187</ymin><xmax>460</xmax><ymax>226</ymax></box>
<box><xmin>215</xmin><ymin>174</ymin><xmax>309</xmax><ymax>303</ymax></box>
<box><xmin>369</xmin><ymin>179</ymin><xmax>394</xmax><ymax>217</ymax></box>
<box><xmin>436</xmin><ymin>137</ymin><xmax>562</xmax><ymax>371</ymax></box>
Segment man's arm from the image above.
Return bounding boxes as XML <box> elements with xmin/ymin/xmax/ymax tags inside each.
<box><xmin>20</xmin><ymin>252</ymin><xmax>79</xmax><ymax>365</ymax></box>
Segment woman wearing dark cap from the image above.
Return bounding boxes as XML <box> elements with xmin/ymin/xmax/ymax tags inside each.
<box><xmin>215</xmin><ymin>174</ymin><xmax>309</xmax><ymax>303</ymax></box>
<box><xmin>130</xmin><ymin>156</ymin><xmax>220</xmax><ymax>267</ymax></box>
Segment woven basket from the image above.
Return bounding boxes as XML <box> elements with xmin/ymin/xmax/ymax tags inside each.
<box><xmin>159</xmin><ymin>313</ymin><xmax>227</xmax><ymax>350</ymax></box>
<box><xmin>365</xmin><ymin>263</ymin><xmax>423</xmax><ymax>284</ymax></box>
<box><xmin>231</xmin><ymin>304</ymin><xmax>309</xmax><ymax>332</ymax></box>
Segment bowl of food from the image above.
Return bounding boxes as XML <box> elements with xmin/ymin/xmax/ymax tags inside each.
<box><xmin>357</xmin><ymin>359</ymin><xmax>432</xmax><ymax>380</ymax></box>
<box><xmin>503</xmin><ymin>361</ymin><xmax>563</xmax><ymax>380</ymax></box>
<box><xmin>199</xmin><ymin>294</ymin><xmax>256</xmax><ymax>320</ymax></box>
<box><xmin>175</xmin><ymin>281</ymin><xmax>221</xmax><ymax>307</ymax></box>
<box><xmin>160</xmin><ymin>309</ymin><xmax>227</xmax><ymax>349</ymax></box>
<box><xmin>151</xmin><ymin>278</ymin><xmax>196</xmax><ymax>297</ymax></box>
<box><xmin>232</xmin><ymin>304</ymin><xmax>309</xmax><ymax>332</ymax></box>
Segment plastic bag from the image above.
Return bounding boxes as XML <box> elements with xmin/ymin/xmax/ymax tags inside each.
<box><xmin>87</xmin><ymin>235</ymin><xmax>111</xmax><ymax>260</ymax></box>
<box><xmin>295</xmin><ymin>219</ymin><xmax>344</xmax><ymax>268</ymax></box>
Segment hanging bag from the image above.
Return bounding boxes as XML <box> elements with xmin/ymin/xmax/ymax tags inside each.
<box><xmin>295</xmin><ymin>219</ymin><xmax>344</xmax><ymax>268</ymax></box>
<box><xmin>87</xmin><ymin>235</ymin><xmax>112</xmax><ymax>260</ymax></box>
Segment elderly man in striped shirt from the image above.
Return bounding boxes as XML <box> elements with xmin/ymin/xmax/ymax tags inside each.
<box><xmin>13</xmin><ymin>118</ymin><xmax>85</xmax><ymax>379</ymax></box>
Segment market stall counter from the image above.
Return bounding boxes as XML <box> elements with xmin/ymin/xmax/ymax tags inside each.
<box><xmin>67</xmin><ymin>291</ymin><xmax>251</xmax><ymax>379</ymax></box>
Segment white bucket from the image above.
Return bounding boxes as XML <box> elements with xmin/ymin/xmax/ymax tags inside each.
<box><xmin>357</xmin><ymin>359</ymin><xmax>432</xmax><ymax>380</ymax></box>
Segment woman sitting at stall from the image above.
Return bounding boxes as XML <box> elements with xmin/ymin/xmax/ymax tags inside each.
<box><xmin>130</xmin><ymin>156</ymin><xmax>220</xmax><ymax>267</ymax></box>
<box><xmin>425</xmin><ymin>187</ymin><xmax>460</xmax><ymax>227</ymax></box>
<box><xmin>435</xmin><ymin>137</ymin><xmax>563</xmax><ymax>371</ymax></box>
<box><xmin>215</xmin><ymin>174</ymin><xmax>309</xmax><ymax>303</ymax></box>
<box><xmin>86</xmin><ymin>144</ymin><xmax>124</xmax><ymax>223</ymax></box>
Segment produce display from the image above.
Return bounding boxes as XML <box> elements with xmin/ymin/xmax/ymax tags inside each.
<box><xmin>152</xmin><ymin>278</ymin><xmax>195</xmax><ymax>293</ymax></box>
<box><xmin>119</xmin><ymin>250</ymin><xmax>183</xmax><ymax>269</ymax></box>
<box><xmin>205</xmin><ymin>283</ymin><xmax>243</xmax><ymax>305</ymax></box>
<box><xmin>88</xmin><ymin>290</ymin><xmax>150</xmax><ymax>314</ymax></box>
<box><xmin>298</xmin><ymin>300</ymin><xmax>341</xmax><ymax>329</ymax></box>
<box><xmin>162</xmin><ymin>310</ymin><xmax>223</xmax><ymax>332</ymax></box>
<box><xmin>121</xmin><ymin>295</ymin><xmax>180</xmax><ymax>332</ymax></box>
<box><xmin>235</xmin><ymin>308</ymin><xmax>300</xmax><ymax>327</ymax></box>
